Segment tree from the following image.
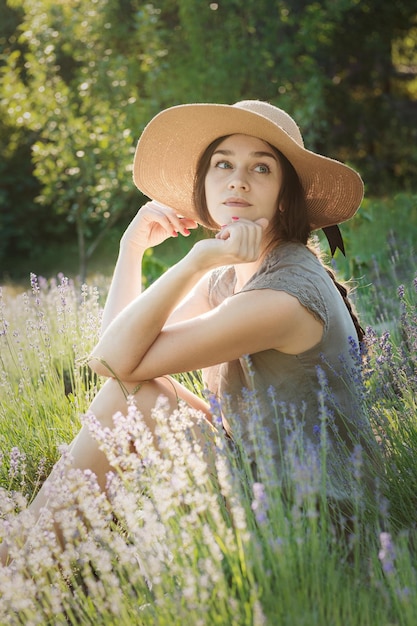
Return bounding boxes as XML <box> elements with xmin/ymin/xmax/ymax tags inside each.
<box><xmin>1</xmin><ymin>0</ymin><xmax>416</xmax><ymax>280</ymax></box>
<box><xmin>314</xmin><ymin>0</ymin><xmax>417</xmax><ymax>192</ymax></box>
<box><xmin>1</xmin><ymin>0</ymin><xmax>163</xmax><ymax>280</ymax></box>
<box><xmin>135</xmin><ymin>0</ymin><xmax>417</xmax><ymax>189</ymax></box>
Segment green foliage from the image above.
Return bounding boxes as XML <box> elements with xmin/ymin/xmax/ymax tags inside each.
<box><xmin>320</xmin><ymin>2</ymin><xmax>417</xmax><ymax>193</ymax></box>
<box><xmin>325</xmin><ymin>193</ymin><xmax>417</xmax><ymax>327</ymax></box>
<box><xmin>1</xmin><ymin>0</ymin><xmax>417</xmax><ymax>280</ymax></box>
<box><xmin>1</xmin><ymin>0</ymin><xmax>152</xmax><ymax>279</ymax></box>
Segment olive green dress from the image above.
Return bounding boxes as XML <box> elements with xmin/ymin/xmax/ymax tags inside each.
<box><xmin>204</xmin><ymin>241</ymin><xmax>378</xmax><ymax>501</ymax></box>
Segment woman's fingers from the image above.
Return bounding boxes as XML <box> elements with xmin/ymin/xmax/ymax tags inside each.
<box><xmin>214</xmin><ymin>217</ymin><xmax>268</xmax><ymax>263</ymax></box>
<box><xmin>122</xmin><ymin>201</ymin><xmax>199</xmax><ymax>249</ymax></box>
<box><xmin>143</xmin><ymin>202</ymin><xmax>198</xmax><ymax>236</ymax></box>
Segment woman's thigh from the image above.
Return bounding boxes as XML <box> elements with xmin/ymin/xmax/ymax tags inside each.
<box><xmin>74</xmin><ymin>376</ymin><xmax>214</xmax><ymax>479</ymax></box>
<box><xmin>31</xmin><ymin>376</ymin><xmax>214</xmax><ymax>513</ymax></box>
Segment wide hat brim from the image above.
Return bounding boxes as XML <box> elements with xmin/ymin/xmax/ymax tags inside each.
<box><xmin>133</xmin><ymin>102</ymin><xmax>364</xmax><ymax>230</ymax></box>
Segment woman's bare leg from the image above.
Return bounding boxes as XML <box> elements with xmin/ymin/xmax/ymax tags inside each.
<box><xmin>0</xmin><ymin>376</ymin><xmax>212</xmax><ymax>565</ymax></box>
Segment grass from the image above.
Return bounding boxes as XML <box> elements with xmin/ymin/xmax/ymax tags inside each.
<box><xmin>0</xmin><ymin>194</ymin><xmax>416</xmax><ymax>625</ymax></box>
<box><xmin>332</xmin><ymin>192</ymin><xmax>417</xmax><ymax>329</ymax></box>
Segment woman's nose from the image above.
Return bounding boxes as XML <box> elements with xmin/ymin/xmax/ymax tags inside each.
<box><xmin>228</xmin><ymin>170</ymin><xmax>249</xmax><ymax>190</ymax></box>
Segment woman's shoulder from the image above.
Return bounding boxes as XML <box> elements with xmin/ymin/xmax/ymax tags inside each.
<box><xmin>241</xmin><ymin>241</ymin><xmax>330</xmax><ymax>325</ymax></box>
<box><xmin>248</xmin><ymin>241</ymin><xmax>323</xmax><ymax>284</ymax></box>
<box><xmin>208</xmin><ymin>241</ymin><xmax>327</xmax><ymax>308</ymax></box>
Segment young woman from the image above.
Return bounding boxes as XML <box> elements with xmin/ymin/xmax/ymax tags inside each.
<box><xmin>0</xmin><ymin>101</ymin><xmax>378</xmax><ymax>565</ymax></box>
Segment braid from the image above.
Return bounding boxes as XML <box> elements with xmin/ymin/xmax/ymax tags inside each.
<box><xmin>308</xmin><ymin>243</ymin><xmax>365</xmax><ymax>344</ymax></box>
<box><xmin>324</xmin><ymin>266</ymin><xmax>365</xmax><ymax>344</ymax></box>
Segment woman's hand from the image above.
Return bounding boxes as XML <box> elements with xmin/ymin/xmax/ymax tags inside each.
<box><xmin>120</xmin><ymin>200</ymin><xmax>199</xmax><ymax>252</ymax></box>
<box><xmin>189</xmin><ymin>217</ymin><xmax>269</xmax><ymax>270</ymax></box>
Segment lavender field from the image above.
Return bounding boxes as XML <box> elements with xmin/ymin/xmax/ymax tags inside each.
<box><xmin>0</xmin><ymin>205</ymin><xmax>416</xmax><ymax>624</ymax></box>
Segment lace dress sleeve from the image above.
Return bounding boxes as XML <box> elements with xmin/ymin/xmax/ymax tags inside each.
<box><xmin>239</xmin><ymin>245</ymin><xmax>329</xmax><ymax>328</ymax></box>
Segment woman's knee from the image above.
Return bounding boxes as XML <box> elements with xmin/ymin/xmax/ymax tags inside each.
<box><xmin>88</xmin><ymin>376</ymin><xmax>179</xmax><ymax>427</ymax></box>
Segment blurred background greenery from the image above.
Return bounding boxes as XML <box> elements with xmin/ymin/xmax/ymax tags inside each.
<box><xmin>0</xmin><ymin>0</ymin><xmax>416</xmax><ymax>284</ymax></box>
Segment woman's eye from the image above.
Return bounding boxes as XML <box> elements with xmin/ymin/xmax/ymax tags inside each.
<box><xmin>214</xmin><ymin>160</ymin><xmax>232</xmax><ymax>170</ymax></box>
<box><xmin>254</xmin><ymin>163</ymin><xmax>271</xmax><ymax>174</ymax></box>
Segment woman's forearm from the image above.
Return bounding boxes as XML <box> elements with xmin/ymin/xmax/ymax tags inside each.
<box><xmin>99</xmin><ymin>201</ymin><xmax>198</xmax><ymax>335</ymax></box>
<box><xmin>100</xmin><ymin>242</ymin><xmax>145</xmax><ymax>334</ymax></box>
<box><xmin>91</xmin><ymin>218</ymin><xmax>267</xmax><ymax>380</ymax></box>
<box><xmin>89</xmin><ymin>250</ymin><xmax>206</xmax><ymax>379</ymax></box>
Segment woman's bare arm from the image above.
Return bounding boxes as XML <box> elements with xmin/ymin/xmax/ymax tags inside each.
<box><xmin>100</xmin><ymin>201</ymin><xmax>199</xmax><ymax>333</ymax></box>
<box><xmin>88</xmin><ymin>217</ymin><xmax>321</xmax><ymax>382</ymax></box>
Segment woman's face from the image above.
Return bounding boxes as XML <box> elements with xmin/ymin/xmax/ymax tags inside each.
<box><xmin>204</xmin><ymin>134</ymin><xmax>282</xmax><ymax>228</ymax></box>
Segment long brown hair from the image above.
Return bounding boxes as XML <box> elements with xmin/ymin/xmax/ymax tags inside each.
<box><xmin>192</xmin><ymin>135</ymin><xmax>364</xmax><ymax>344</ymax></box>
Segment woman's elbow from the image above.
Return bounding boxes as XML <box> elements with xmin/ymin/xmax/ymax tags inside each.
<box><xmin>88</xmin><ymin>355</ymin><xmax>114</xmax><ymax>378</ymax></box>
<box><xmin>88</xmin><ymin>354</ymin><xmax>142</xmax><ymax>382</ymax></box>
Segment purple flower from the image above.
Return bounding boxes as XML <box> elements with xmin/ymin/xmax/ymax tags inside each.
<box><xmin>8</xmin><ymin>447</ymin><xmax>25</xmax><ymax>479</ymax></box>
<box><xmin>378</xmin><ymin>532</ymin><xmax>396</xmax><ymax>575</ymax></box>
<box><xmin>0</xmin><ymin>319</ymin><xmax>9</xmax><ymax>337</ymax></box>
<box><xmin>397</xmin><ymin>284</ymin><xmax>405</xmax><ymax>299</ymax></box>
<box><xmin>350</xmin><ymin>444</ymin><xmax>363</xmax><ymax>481</ymax></box>
<box><xmin>30</xmin><ymin>272</ymin><xmax>39</xmax><ymax>293</ymax></box>
<box><xmin>251</xmin><ymin>482</ymin><xmax>268</xmax><ymax>525</ymax></box>
<box><xmin>312</xmin><ymin>424</ymin><xmax>321</xmax><ymax>439</ymax></box>
<box><xmin>204</xmin><ymin>391</ymin><xmax>223</xmax><ymax>428</ymax></box>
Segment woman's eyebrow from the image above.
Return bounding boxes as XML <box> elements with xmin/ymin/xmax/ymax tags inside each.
<box><xmin>252</xmin><ymin>150</ymin><xmax>278</xmax><ymax>161</ymax></box>
<box><xmin>212</xmin><ymin>149</ymin><xmax>278</xmax><ymax>160</ymax></box>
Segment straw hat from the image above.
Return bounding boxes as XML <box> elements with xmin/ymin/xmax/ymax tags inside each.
<box><xmin>133</xmin><ymin>100</ymin><xmax>363</xmax><ymax>230</ymax></box>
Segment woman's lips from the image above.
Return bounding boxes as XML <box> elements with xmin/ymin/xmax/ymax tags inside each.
<box><xmin>223</xmin><ymin>197</ymin><xmax>251</xmax><ymax>207</ymax></box>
